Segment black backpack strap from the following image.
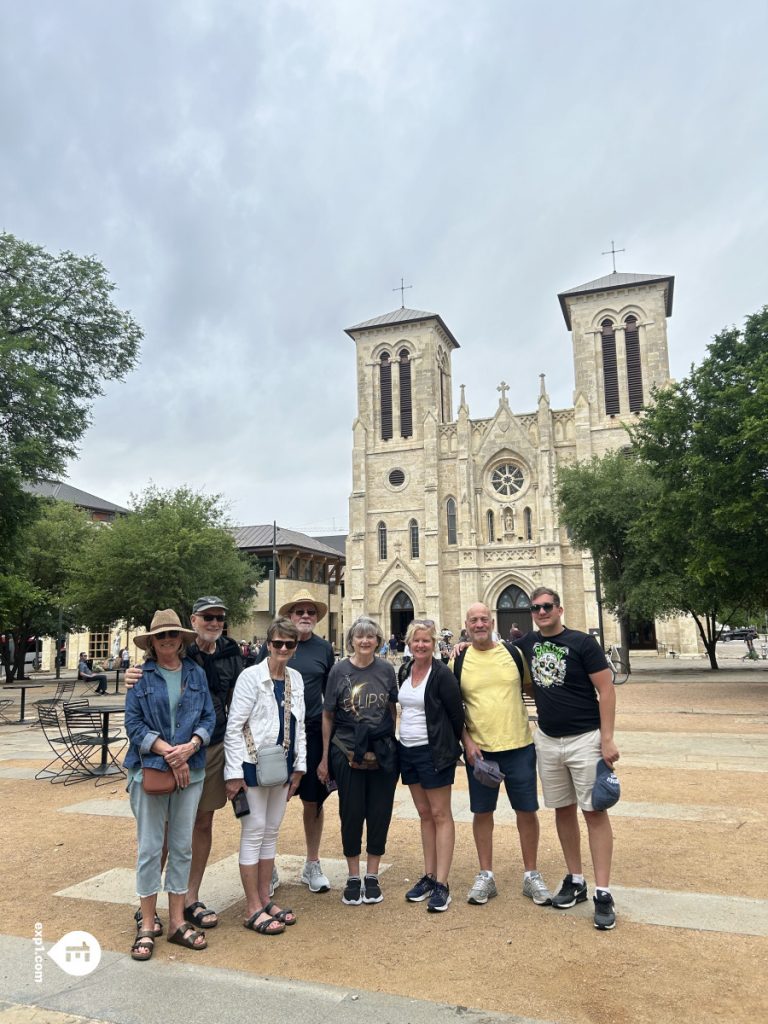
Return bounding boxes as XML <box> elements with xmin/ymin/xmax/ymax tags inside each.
<box><xmin>501</xmin><ymin>641</ymin><xmax>524</xmax><ymax>679</ymax></box>
<box><xmin>452</xmin><ymin>646</ymin><xmax>467</xmax><ymax>685</ymax></box>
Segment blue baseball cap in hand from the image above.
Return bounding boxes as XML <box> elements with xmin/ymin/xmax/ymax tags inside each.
<box><xmin>591</xmin><ymin>758</ymin><xmax>620</xmax><ymax>811</ymax></box>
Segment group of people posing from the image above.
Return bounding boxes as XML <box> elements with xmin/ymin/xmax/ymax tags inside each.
<box><xmin>122</xmin><ymin>586</ymin><xmax>620</xmax><ymax>962</ymax></box>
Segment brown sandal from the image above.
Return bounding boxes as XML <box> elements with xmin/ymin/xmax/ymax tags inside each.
<box><xmin>167</xmin><ymin>924</ymin><xmax>207</xmax><ymax>950</ymax></box>
<box><xmin>131</xmin><ymin>929</ymin><xmax>155</xmax><ymax>961</ymax></box>
<box><xmin>244</xmin><ymin>908</ymin><xmax>285</xmax><ymax>935</ymax></box>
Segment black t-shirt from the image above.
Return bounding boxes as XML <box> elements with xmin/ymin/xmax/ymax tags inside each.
<box><xmin>516</xmin><ymin>627</ymin><xmax>609</xmax><ymax>737</ymax></box>
<box><xmin>323</xmin><ymin>657</ymin><xmax>397</xmax><ymax>748</ymax></box>
<box><xmin>257</xmin><ymin>633</ymin><xmax>335</xmax><ymax>722</ymax></box>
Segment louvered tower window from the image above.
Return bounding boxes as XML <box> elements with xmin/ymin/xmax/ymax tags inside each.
<box><xmin>399</xmin><ymin>349</ymin><xmax>413</xmax><ymax>437</ymax></box>
<box><xmin>487</xmin><ymin>510</ymin><xmax>495</xmax><ymax>543</ymax></box>
<box><xmin>446</xmin><ymin>498</ymin><xmax>457</xmax><ymax>545</ymax></box>
<box><xmin>624</xmin><ymin>315</ymin><xmax>644</xmax><ymax>412</ymax></box>
<box><xmin>524</xmin><ymin>507</ymin><xmax>533</xmax><ymax>541</ymax></box>
<box><xmin>409</xmin><ymin>519</ymin><xmax>419</xmax><ymax>559</ymax></box>
<box><xmin>601</xmin><ymin>319</ymin><xmax>620</xmax><ymax>415</ymax></box>
<box><xmin>377</xmin><ymin>521</ymin><xmax>387</xmax><ymax>560</ymax></box>
<box><xmin>379</xmin><ymin>353</ymin><xmax>393</xmax><ymax>440</ymax></box>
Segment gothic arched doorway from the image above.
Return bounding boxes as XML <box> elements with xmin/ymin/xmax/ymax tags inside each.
<box><xmin>390</xmin><ymin>590</ymin><xmax>414</xmax><ymax>648</ymax></box>
<box><xmin>496</xmin><ymin>584</ymin><xmax>532</xmax><ymax>640</ymax></box>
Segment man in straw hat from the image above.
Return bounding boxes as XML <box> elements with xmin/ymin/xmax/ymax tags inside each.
<box><xmin>255</xmin><ymin>588</ymin><xmax>335</xmax><ymax>893</ymax></box>
<box><xmin>126</xmin><ymin>595</ymin><xmax>245</xmax><ymax>930</ymax></box>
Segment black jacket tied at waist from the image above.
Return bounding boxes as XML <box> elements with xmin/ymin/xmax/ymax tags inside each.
<box><xmin>352</xmin><ymin>718</ymin><xmax>398</xmax><ymax>774</ymax></box>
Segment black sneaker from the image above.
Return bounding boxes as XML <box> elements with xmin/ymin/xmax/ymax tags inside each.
<box><xmin>405</xmin><ymin>874</ymin><xmax>435</xmax><ymax>902</ymax></box>
<box><xmin>362</xmin><ymin>874</ymin><xmax>383</xmax><ymax>904</ymax></box>
<box><xmin>551</xmin><ymin>875</ymin><xmax>588</xmax><ymax>909</ymax></box>
<box><xmin>342</xmin><ymin>876</ymin><xmax>362</xmax><ymax>905</ymax></box>
<box><xmin>427</xmin><ymin>882</ymin><xmax>451</xmax><ymax>913</ymax></box>
<box><xmin>593</xmin><ymin>892</ymin><xmax>616</xmax><ymax>930</ymax></box>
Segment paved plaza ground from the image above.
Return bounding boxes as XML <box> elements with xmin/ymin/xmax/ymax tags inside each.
<box><xmin>1</xmin><ymin>652</ymin><xmax>767</xmax><ymax>1024</ymax></box>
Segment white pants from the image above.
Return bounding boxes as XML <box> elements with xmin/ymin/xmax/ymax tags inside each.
<box><xmin>238</xmin><ymin>783</ymin><xmax>289</xmax><ymax>864</ymax></box>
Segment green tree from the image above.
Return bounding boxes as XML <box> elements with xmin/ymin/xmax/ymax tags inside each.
<box><xmin>631</xmin><ymin>306</ymin><xmax>768</xmax><ymax>668</ymax></box>
<box><xmin>556</xmin><ymin>450</ymin><xmax>659</xmax><ymax>667</ymax></box>
<box><xmin>0</xmin><ymin>500</ymin><xmax>94</xmax><ymax>682</ymax></box>
<box><xmin>70</xmin><ymin>485</ymin><xmax>260</xmax><ymax>631</ymax></box>
<box><xmin>0</xmin><ymin>231</ymin><xmax>142</xmax><ymax>543</ymax></box>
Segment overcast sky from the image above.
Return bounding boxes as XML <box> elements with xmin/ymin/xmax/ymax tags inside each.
<box><xmin>2</xmin><ymin>1</ymin><xmax>766</xmax><ymax>534</ymax></box>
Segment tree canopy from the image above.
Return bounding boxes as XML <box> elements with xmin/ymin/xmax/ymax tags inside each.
<box><xmin>70</xmin><ymin>485</ymin><xmax>261</xmax><ymax>631</ymax></box>
<box><xmin>0</xmin><ymin>231</ymin><xmax>142</xmax><ymax>542</ymax></box>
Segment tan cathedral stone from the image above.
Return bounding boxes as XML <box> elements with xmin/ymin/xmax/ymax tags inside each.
<box><xmin>343</xmin><ymin>273</ymin><xmax>701</xmax><ymax>656</ymax></box>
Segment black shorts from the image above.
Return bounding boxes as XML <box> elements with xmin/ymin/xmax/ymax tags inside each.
<box><xmin>297</xmin><ymin>718</ymin><xmax>324</xmax><ymax>803</ymax></box>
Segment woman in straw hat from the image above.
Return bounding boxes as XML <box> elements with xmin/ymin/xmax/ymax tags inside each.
<box><xmin>124</xmin><ymin>609</ymin><xmax>215</xmax><ymax>961</ymax></box>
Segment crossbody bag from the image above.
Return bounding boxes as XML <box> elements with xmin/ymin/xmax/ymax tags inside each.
<box><xmin>243</xmin><ymin>674</ymin><xmax>292</xmax><ymax>786</ymax></box>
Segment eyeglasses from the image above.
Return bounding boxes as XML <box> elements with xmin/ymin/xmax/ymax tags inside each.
<box><xmin>201</xmin><ymin>614</ymin><xmax>226</xmax><ymax>623</ymax></box>
<box><xmin>292</xmin><ymin>607</ymin><xmax>317</xmax><ymax>616</ymax></box>
<box><xmin>270</xmin><ymin>639</ymin><xmax>297</xmax><ymax>650</ymax></box>
<box><xmin>155</xmin><ymin>630</ymin><xmax>181</xmax><ymax>640</ymax></box>
<box><xmin>530</xmin><ymin>603</ymin><xmax>556</xmax><ymax>613</ymax></box>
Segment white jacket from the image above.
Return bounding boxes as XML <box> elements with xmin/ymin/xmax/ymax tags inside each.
<box><xmin>224</xmin><ymin>660</ymin><xmax>307</xmax><ymax>781</ymax></box>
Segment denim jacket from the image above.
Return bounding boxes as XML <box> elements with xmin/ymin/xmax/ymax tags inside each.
<box><xmin>123</xmin><ymin>657</ymin><xmax>215</xmax><ymax>772</ymax></box>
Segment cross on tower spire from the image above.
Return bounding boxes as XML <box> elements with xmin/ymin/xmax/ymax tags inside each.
<box><xmin>392</xmin><ymin>277</ymin><xmax>412</xmax><ymax>308</ymax></box>
<box><xmin>601</xmin><ymin>240</ymin><xmax>626</xmax><ymax>274</ymax></box>
<box><xmin>497</xmin><ymin>380</ymin><xmax>510</xmax><ymax>403</ymax></box>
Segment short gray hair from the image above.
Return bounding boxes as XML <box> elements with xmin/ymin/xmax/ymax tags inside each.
<box><xmin>345</xmin><ymin>615</ymin><xmax>384</xmax><ymax>653</ymax></box>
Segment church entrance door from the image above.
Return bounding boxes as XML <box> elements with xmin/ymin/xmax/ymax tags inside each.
<box><xmin>496</xmin><ymin>585</ymin><xmax>532</xmax><ymax>640</ymax></box>
<box><xmin>390</xmin><ymin>590</ymin><xmax>414</xmax><ymax>648</ymax></box>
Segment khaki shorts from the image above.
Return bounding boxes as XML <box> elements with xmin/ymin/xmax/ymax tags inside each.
<box><xmin>533</xmin><ymin>727</ymin><xmax>602</xmax><ymax>811</ymax></box>
<box><xmin>197</xmin><ymin>741</ymin><xmax>227</xmax><ymax>814</ymax></box>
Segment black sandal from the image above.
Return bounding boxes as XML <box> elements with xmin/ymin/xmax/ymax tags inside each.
<box><xmin>167</xmin><ymin>924</ymin><xmax>207</xmax><ymax>950</ymax></box>
<box><xmin>183</xmin><ymin>900</ymin><xmax>218</xmax><ymax>929</ymax></box>
<box><xmin>264</xmin><ymin>900</ymin><xmax>297</xmax><ymax>925</ymax></box>
<box><xmin>131</xmin><ymin>929</ymin><xmax>155</xmax><ymax>961</ymax></box>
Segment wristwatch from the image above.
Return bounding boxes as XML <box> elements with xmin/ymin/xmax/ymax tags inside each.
<box><xmin>190</xmin><ymin>738</ymin><xmax>201</xmax><ymax>753</ymax></box>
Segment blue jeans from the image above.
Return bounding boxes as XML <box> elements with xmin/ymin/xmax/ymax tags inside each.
<box><xmin>128</xmin><ymin>777</ymin><xmax>203</xmax><ymax>897</ymax></box>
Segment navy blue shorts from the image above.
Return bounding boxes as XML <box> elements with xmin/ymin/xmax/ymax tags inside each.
<box><xmin>399</xmin><ymin>742</ymin><xmax>456</xmax><ymax>790</ymax></box>
<box><xmin>466</xmin><ymin>744</ymin><xmax>539</xmax><ymax>813</ymax></box>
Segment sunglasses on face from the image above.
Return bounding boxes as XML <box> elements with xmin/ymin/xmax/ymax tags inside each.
<box><xmin>270</xmin><ymin>639</ymin><xmax>297</xmax><ymax>650</ymax></box>
<box><xmin>530</xmin><ymin>603</ymin><xmax>556</xmax><ymax>613</ymax></box>
<box><xmin>201</xmin><ymin>614</ymin><xmax>226</xmax><ymax>623</ymax></box>
<box><xmin>293</xmin><ymin>608</ymin><xmax>317</xmax><ymax>616</ymax></box>
<box><xmin>155</xmin><ymin>630</ymin><xmax>180</xmax><ymax>640</ymax></box>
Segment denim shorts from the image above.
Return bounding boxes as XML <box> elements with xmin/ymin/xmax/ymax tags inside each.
<box><xmin>399</xmin><ymin>742</ymin><xmax>456</xmax><ymax>790</ymax></box>
<box><xmin>465</xmin><ymin>743</ymin><xmax>538</xmax><ymax>813</ymax></box>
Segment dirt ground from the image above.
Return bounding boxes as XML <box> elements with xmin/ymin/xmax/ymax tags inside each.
<box><xmin>2</xmin><ymin>673</ymin><xmax>767</xmax><ymax>1024</ymax></box>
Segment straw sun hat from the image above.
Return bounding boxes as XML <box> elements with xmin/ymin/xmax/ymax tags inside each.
<box><xmin>133</xmin><ymin>609</ymin><xmax>197</xmax><ymax>651</ymax></box>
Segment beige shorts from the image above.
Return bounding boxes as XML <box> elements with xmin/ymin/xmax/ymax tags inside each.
<box><xmin>197</xmin><ymin>741</ymin><xmax>227</xmax><ymax>814</ymax></box>
<box><xmin>533</xmin><ymin>727</ymin><xmax>602</xmax><ymax>811</ymax></box>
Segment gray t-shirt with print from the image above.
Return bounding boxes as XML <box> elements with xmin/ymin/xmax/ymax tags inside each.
<box><xmin>323</xmin><ymin>656</ymin><xmax>397</xmax><ymax>748</ymax></box>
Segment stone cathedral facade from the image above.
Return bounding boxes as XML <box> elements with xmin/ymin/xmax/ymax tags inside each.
<box><xmin>343</xmin><ymin>271</ymin><xmax>700</xmax><ymax>653</ymax></box>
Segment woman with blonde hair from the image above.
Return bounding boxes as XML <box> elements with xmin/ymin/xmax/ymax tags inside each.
<box><xmin>124</xmin><ymin>609</ymin><xmax>215</xmax><ymax>960</ymax></box>
<box><xmin>398</xmin><ymin>618</ymin><xmax>464</xmax><ymax>912</ymax></box>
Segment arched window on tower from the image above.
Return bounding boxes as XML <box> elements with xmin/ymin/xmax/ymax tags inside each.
<box><xmin>377</xmin><ymin>521</ymin><xmax>387</xmax><ymax>561</ymax></box>
<box><xmin>399</xmin><ymin>349</ymin><xmax>413</xmax><ymax>438</ymax></box>
<box><xmin>624</xmin><ymin>315</ymin><xmax>644</xmax><ymax>412</ymax></box>
<box><xmin>409</xmin><ymin>519</ymin><xmax>419</xmax><ymax>559</ymax></box>
<box><xmin>601</xmin><ymin>319</ymin><xmax>620</xmax><ymax>415</ymax></box>
<box><xmin>379</xmin><ymin>353</ymin><xmax>393</xmax><ymax>440</ymax></box>
<box><xmin>524</xmin><ymin>506</ymin><xmax>533</xmax><ymax>541</ymax></box>
<box><xmin>446</xmin><ymin>498</ymin><xmax>457</xmax><ymax>545</ymax></box>
<box><xmin>438</xmin><ymin>353</ymin><xmax>450</xmax><ymax>423</ymax></box>
<box><xmin>486</xmin><ymin>509</ymin><xmax>495</xmax><ymax>543</ymax></box>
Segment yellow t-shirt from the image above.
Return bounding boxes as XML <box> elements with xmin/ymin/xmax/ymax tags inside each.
<box><xmin>457</xmin><ymin>644</ymin><xmax>532</xmax><ymax>752</ymax></box>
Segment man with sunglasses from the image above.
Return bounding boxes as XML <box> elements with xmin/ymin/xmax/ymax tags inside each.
<box><xmin>515</xmin><ymin>588</ymin><xmax>620</xmax><ymax>930</ymax></box>
<box><xmin>126</xmin><ymin>595</ymin><xmax>245</xmax><ymax>930</ymax></box>
<box><xmin>255</xmin><ymin>589</ymin><xmax>336</xmax><ymax>893</ymax></box>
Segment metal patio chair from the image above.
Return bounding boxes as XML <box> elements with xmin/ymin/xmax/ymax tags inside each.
<box><xmin>35</xmin><ymin>701</ymin><xmax>97</xmax><ymax>784</ymax></box>
<box><xmin>63</xmin><ymin>702</ymin><xmax>127</xmax><ymax>786</ymax></box>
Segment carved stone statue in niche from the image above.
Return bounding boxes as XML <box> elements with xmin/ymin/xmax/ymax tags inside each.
<box><xmin>503</xmin><ymin>508</ymin><xmax>514</xmax><ymax>535</ymax></box>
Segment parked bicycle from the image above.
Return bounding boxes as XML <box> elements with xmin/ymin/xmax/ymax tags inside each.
<box><xmin>605</xmin><ymin>643</ymin><xmax>630</xmax><ymax>685</ymax></box>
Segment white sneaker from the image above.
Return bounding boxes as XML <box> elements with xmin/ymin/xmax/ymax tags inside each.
<box><xmin>301</xmin><ymin>860</ymin><xmax>331</xmax><ymax>893</ymax></box>
<box><xmin>522</xmin><ymin>871</ymin><xmax>552</xmax><ymax>905</ymax></box>
<box><xmin>467</xmin><ymin>871</ymin><xmax>497</xmax><ymax>905</ymax></box>
<box><xmin>269</xmin><ymin>866</ymin><xmax>280</xmax><ymax>897</ymax></box>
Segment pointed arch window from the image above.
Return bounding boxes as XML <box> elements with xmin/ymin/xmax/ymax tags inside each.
<box><xmin>399</xmin><ymin>349</ymin><xmax>413</xmax><ymax>438</ymax></box>
<box><xmin>624</xmin><ymin>315</ymin><xmax>644</xmax><ymax>412</ymax></box>
<box><xmin>438</xmin><ymin>353</ymin><xmax>450</xmax><ymax>423</ymax></box>
<box><xmin>601</xmin><ymin>319</ymin><xmax>620</xmax><ymax>415</ymax></box>
<box><xmin>486</xmin><ymin>509</ymin><xmax>495</xmax><ymax>543</ymax></box>
<box><xmin>377</xmin><ymin>521</ymin><xmax>387</xmax><ymax>561</ymax></box>
<box><xmin>523</xmin><ymin>506</ymin><xmax>533</xmax><ymax>541</ymax></box>
<box><xmin>379</xmin><ymin>353</ymin><xmax>393</xmax><ymax>440</ymax></box>
<box><xmin>446</xmin><ymin>498</ymin><xmax>457</xmax><ymax>545</ymax></box>
<box><xmin>409</xmin><ymin>519</ymin><xmax>419</xmax><ymax>559</ymax></box>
